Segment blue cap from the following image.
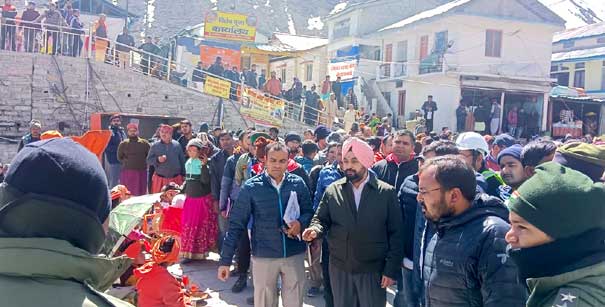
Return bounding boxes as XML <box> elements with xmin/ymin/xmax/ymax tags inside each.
<box><xmin>498</xmin><ymin>144</ymin><xmax>523</xmax><ymax>164</ymax></box>
<box><xmin>494</xmin><ymin>134</ymin><xmax>515</xmax><ymax>148</ymax></box>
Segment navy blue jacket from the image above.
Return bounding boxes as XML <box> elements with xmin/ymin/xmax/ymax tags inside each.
<box><xmin>422</xmin><ymin>194</ymin><xmax>527</xmax><ymax>307</ymax></box>
<box><xmin>105</xmin><ymin>126</ymin><xmax>125</xmax><ymax>164</ymax></box>
<box><xmin>219</xmin><ymin>172</ymin><xmax>313</xmax><ymax>264</ymax></box>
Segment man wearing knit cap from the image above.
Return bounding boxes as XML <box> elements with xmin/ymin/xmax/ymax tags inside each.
<box><xmin>553</xmin><ymin>142</ymin><xmax>605</xmax><ymax>182</ymax></box>
<box><xmin>284</xmin><ymin>131</ymin><xmax>302</xmax><ymax>159</ymax></box>
<box><xmin>485</xmin><ymin>133</ymin><xmax>515</xmax><ymax>171</ymax></box>
<box><xmin>505</xmin><ymin>162</ymin><xmax>605</xmax><ymax>307</ymax></box>
<box><xmin>498</xmin><ymin>144</ymin><xmax>528</xmax><ymax>193</ymax></box>
<box><xmin>0</xmin><ymin>138</ymin><xmax>133</xmax><ymax>306</ymax></box>
<box><xmin>105</xmin><ymin>114</ymin><xmax>126</xmax><ymax>188</ymax></box>
<box><xmin>146</xmin><ymin>124</ymin><xmax>185</xmax><ymax>193</ymax></box>
<box><xmin>314</xmin><ymin>125</ymin><xmax>331</xmax><ymax>166</ymax></box>
<box><xmin>303</xmin><ymin>137</ymin><xmax>404</xmax><ymax>307</ymax></box>
<box><xmin>17</xmin><ymin>119</ymin><xmax>42</xmax><ymax>152</ymax></box>
<box><xmin>118</xmin><ymin>123</ymin><xmax>150</xmax><ymax>196</ymax></box>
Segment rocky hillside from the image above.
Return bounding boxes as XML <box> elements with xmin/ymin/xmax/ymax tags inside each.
<box><xmin>118</xmin><ymin>0</ymin><xmax>605</xmax><ymax>43</ymax></box>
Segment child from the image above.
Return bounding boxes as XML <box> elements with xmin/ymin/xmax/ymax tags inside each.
<box><xmin>180</xmin><ymin>137</ymin><xmax>217</xmax><ymax>260</ymax></box>
<box><xmin>135</xmin><ymin>236</ymin><xmax>192</xmax><ymax>307</ymax></box>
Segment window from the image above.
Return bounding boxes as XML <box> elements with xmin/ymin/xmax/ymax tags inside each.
<box><xmin>396</xmin><ymin>40</ymin><xmax>408</xmax><ymax>62</ymax></box>
<box><xmin>398</xmin><ymin>90</ymin><xmax>406</xmax><ymax>118</ymax></box>
<box><xmin>280</xmin><ymin>68</ymin><xmax>287</xmax><ymax>84</ymax></box>
<box><xmin>305</xmin><ymin>63</ymin><xmax>313</xmax><ymax>82</ymax></box>
<box><xmin>598</xmin><ymin>36</ymin><xmax>605</xmax><ymax>44</ymax></box>
<box><xmin>574</xmin><ymin>70</ymin><xmax>585</xmax><ymax>88</ymax></box>
<box><xmin>551</xmin><ymin>72</ymin><xmax>570</xmax><ymax>86</ymax></box>
<box><xmin>575</xmin><ymin>62</ymin><xmax>585</xmax><ymax>69</ymax></box>
<box><xmin>435</xmin><ymin>31</ymin><xmax>448</xmax><ymax>53</ymax></box>
<box><xmin>551</xmin><ymin>65</ymin><xmax>558</xmax><ymax>73</ymax></box>
<box><xmin>563</xmin><ymin>41</ymin><xmax>575</xmax><ymax>49</ymax></box>
<box><xmin>485</xmin><ymin>30</ymin><xmax>502</xmax><ymax>57</ymax></box>
<box><xmin>384</xmin><ymin>43</ymin><xmax>393</xmax><ymax>77</ymax></box>
<box><xmin>333</xmin><ymin>18</ymin><xmax>350</xmax><ymax>39</ymax></box>
<box><xmin>419</xmin><ymin>35</ymin><xmax>429</xmax><ymax>60</ymax></box>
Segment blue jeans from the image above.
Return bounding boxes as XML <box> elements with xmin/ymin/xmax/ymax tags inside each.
<box><xmin>394</xmin><ymin>268</ymin><xmax>419</xmax><ymax>307</ymax></box>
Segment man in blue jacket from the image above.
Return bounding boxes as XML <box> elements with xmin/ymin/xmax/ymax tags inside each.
<box><xmin>105</xmin><ymin>114</ymin><xmax>126</xmax><ymax>188</ymax></box>
<box><xmin>218</xmin><ymin>141</ymin><xmax>314</xmax><ymax>307</ymax></box>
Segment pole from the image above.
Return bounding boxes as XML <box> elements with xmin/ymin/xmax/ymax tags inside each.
<box><xmin>167</xmin><ymin>44</ymin><xmax>172</xmax><ymax>81</ymax></box>
<box><xmin>126</xmin><ymin>0</ymin><xmax>129</xmax><ymax>24</ymax></box>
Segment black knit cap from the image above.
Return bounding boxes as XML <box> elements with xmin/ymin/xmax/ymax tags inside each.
<box><xmin>0</xmin><ymin>138</ymin><xmax>110</xmax><ymax>252</ymax></box>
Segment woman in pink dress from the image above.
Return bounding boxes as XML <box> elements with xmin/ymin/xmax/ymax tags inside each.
<box><xmin>180</xmin><ymin>136</ymin><xmax>217</xmax><ymax>260</ymax></box>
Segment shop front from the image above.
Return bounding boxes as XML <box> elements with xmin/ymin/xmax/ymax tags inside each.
<box><xmin>548</xmin><ymin>95</ymin><xmax>603</xmax><ymax>138</ymax></box>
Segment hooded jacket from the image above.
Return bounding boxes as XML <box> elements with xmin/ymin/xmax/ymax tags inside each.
<box><xmin>422</xmin><ymin>194</ymin><xmax>527</xmax><ymax>307</ymax></box>
<box><xmin>0</xmin><ymin>237</ymin><xmax>133</xmax><ymax>307</ymax></box>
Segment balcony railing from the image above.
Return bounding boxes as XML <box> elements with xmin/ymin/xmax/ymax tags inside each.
<box><xmin>0</xmin><ymin>18</ymin><xmax>327</xmax><ymax>127</ymax></box>
<box><xmin>376</xmin><ymin>62</ymin><xmax>407</xmax><ymax>80</ymax></box>
<box><xmin>419</xmin><ymin>53</ymin><xmax>444</xmax><ymax>75</ymax></box>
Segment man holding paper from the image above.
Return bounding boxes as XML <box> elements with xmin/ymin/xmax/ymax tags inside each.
<box><xmin>218</xmin><ymin>141</ymin><xmax>314</xmax><ymax>307</ymax></box>
<box><xmin>302</xmin><ymin>137</ymin><xmax>404</xmax><ymax>307</ymax></box>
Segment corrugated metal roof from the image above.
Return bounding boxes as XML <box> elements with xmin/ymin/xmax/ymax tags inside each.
<box><xmin>552</xmin><ymin>46</ymin><xmax>605</xmax><ymax>62</ymax></box>
<box><xmin>553</xmin><ymin>21</ymin><xmax>605</xmax><ymax>43</ymax></box>
<box><xmin>379</xmin><ymin>0</ymin><xmax>472</xmax><ymax>32</ymax></box>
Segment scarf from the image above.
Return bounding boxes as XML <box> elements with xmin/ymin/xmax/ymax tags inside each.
<box><xmin>151</xmin><ymin>236</ymin><xmax>181</xmax><ymax>265</ymax></box>
<box><xmin>508</xmin><ymin>228</ymin><xmax>605</xmax><ymax>280</ymax></box>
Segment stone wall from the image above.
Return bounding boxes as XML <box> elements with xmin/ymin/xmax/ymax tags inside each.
<box><xmin>0</xmin><ymin>51</ymin><xmax>313</xmax><ymax>163</ymax></box>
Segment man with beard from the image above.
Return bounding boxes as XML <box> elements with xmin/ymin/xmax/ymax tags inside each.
<box><xmin>303</xmin><ymin>137</ymin><xmax>403</xmax><ymax>307</ymax></box>
<box><xmin>417</xmin><ymin>156</ymin><xmax>526</xmax><ymax>307</ymax></box>
<box><xmin>146</xmin><ymin>125</ymin><xmax>185</xmax><ymax>193</ymax></box>
<box><xmin>117</xmin><ymin>123</ymin><xmax>150</xmax><ymax>196</ymax></box>
<box><xmin>177</xmin><ymin>120</ymin><xmax>195</xmax><ymax>157</ymax></box>
<box><xmin>498</xmin><ymin>144</ymin><xmax>528</xmax><ymax>199</ymax></box>
<box><xmin>505</xmin><ymin>163</ymin><xmax>605</xmax><ymax>307</ymax></box>
<box><xmin>104</xmin><ymin>114</ymin><xmax>126</xmax><ymax>188</ymax></box>
<box><xmin>284</xmin><ymin>132</ymin><xmax>302</xmax><ymax>159</ymax></box>
<box><xmin>396</xmin><ymin>140</ymin><xmax>459</xmax><ymax>307</ymax></box>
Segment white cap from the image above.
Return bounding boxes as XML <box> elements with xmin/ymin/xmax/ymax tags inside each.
<box><xmin>456</xmin><ymin>132</ymin><xmax>489</xmax><ymax>155</ymax></box>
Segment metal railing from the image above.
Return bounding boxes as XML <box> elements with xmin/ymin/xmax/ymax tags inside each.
<box><xmin>376</xmin><ymin>62</ymin><xmax>407</xmax><ymax>80</ymax></box>
<box><xmin>0</xmin><ymin>17</ymin><xmax>329</xmax><ymax>127</ymax></box>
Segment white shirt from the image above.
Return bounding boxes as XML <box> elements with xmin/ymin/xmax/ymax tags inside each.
<box><xmin>351</xmin><ymin>173</ymin><xmax>370</xmax><ymax>210</ymax></box>
<box><xmin>267</xmin><ymin>172</ymin><xmax>283</xmax><ymax>190</ymax></box>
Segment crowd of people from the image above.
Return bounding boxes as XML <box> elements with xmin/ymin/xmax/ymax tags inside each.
<box><xmin>2</xmin><ymin>109</ymin><xmax>605</xmax><ymax>307</ymax></box>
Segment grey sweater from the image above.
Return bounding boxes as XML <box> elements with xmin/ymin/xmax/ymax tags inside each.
<box><xmin>146</xmin><ymin>140</ymin><xmax>185</xmax><ymax>178</ymax></box>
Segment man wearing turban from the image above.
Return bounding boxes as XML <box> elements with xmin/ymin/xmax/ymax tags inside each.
<box><xmin>303</xmin><ymin>137</ymin><xmax>404</xmax><ymax>307</ymax></box>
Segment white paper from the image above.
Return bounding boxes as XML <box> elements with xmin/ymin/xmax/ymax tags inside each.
<box><xmin>283</xmin><ymin>191</ymin><xmax>300</xmax><ymax>224</ymax></box>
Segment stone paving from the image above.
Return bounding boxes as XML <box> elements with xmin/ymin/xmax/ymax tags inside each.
<box><xmin>177</xmin><ymin>252</ymin><xmax>396</xmax><ymax>307</ymax></box>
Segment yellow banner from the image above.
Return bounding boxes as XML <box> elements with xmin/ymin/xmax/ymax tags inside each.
<box><xmin>240</xmin><ymin>88</ymin><xmax>285</xmax><ymax>127</ymax></box>
<box><xmin>204</xmin><ymin>76</ymin><xmax>231</xmax><ymax>99</ymax></box>
<box><xmin>204</xmin><ymin>11</ymin><xmax>257</xmax><ymax>42</ymax></box>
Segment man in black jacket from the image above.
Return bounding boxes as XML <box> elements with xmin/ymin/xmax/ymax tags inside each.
<box><xmin>371</xmin><ymin>129</ymin><xmax>418</xmax><ymax>192</ymax></box>
<box><xmin>209</xmin><ymin>131</ymin><xmax>234</xmax><ymax>252</ymax></box>
<box><xmin>303</xmin><ymin>137</ymin><xmax>404</xmax><ymax>307</ymax></box>
<box><xmin>417</xmin><ymin>156</ymin><xmax>526</xmax><ymax>307</ymax></box>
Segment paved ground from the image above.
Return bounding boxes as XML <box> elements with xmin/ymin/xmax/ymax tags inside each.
<box><xmin>178</xmin><ymin>252</ymin><xmax>396</xmax><ymax>306</ymax></box>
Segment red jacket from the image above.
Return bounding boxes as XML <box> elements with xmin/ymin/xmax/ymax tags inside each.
<box><xmin>135</xmin><ymin>263</ymin><xmax>191</xmax><ymax>307</ymax></box>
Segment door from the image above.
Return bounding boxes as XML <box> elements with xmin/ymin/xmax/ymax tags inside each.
<box><xmin>398</xmin><ymin>90</ymin><xmax>406</xmax><ymax>118</ymax></box>
<box><xmin>384</xmin><ymin>43</ymin><xmax>393</xmax><ymax>77</ymax></box>
<box><xmin>420</xmin><ymin>35</ymin><xmax>429</xmax><ymax>60</ymax></box>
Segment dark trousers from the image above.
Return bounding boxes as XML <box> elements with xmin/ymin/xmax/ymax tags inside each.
<box><xmin>71</xmin><ymin>35</ymin><xmax>83</xmax><ymax>57</ymax></box>
<box><xmin>322</xmin><ymin>239</ymin><xmax>334</xmax><ymax>307</ymax></box>
<box><xmin>1</xmin><ymin>24</ymin><xmax>16</xmax><ymax>51</ymax></box>
<box><xmin>329</xmin><ymin>264</ymin><xmax>386</xmax><ymax>307</ymax></box>
<box><xmin>235</xmin><ymin>231</ymin><xmax>251</xmax><ymax>276</ymax></box>
<box><xmin>23</xmin><ymin>28</ymin><xmax>37</xmax><ymax>52</ymax></box>
<box><xmin>457</xmin><ymin>117</ymin><xmax>466</xmax><ymax>132</ymax></box>
<box><xmin>425</xmin><ymin>118</ymin><xmax>434</xmax><ymax>132</ymax></box>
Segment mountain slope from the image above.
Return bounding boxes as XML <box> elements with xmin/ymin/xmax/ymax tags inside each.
<box><xmin>538</xmin><ymin>0</ymin><xmax>605</xmax><ymax>28</ymax></box>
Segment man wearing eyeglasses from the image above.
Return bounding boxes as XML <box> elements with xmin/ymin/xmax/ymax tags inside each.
<box><xmin>416</xmin><ymin>155</ymin><xmax>526</xmax><ymax>307</ymax></box>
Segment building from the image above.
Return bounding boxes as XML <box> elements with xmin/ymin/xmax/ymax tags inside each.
<box><xmin>367</xmin><ymin>0</ymin><xmax>565</xmax><ymax>134</ymax></box>
<box><xmin>267</xmin><ymin>33</ymin><xmax>329</xmax><ymax>90</ymax></box>
<box><xmin>551</xmin><ymin>22</ymin><xmax>605</xmax><ymax>98</ymax></box>
<box><xmin>323</xmin><ymin>0</ymin><xmax>448</xmax><ymax>114</ymax></box>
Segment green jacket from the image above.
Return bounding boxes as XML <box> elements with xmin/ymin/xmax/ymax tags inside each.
<box><xmin>527</xmin><ymin>261</ymin><xmax>605</xmax><ymax>307</ymax></box>
<box><xmin>0</xmin><ymin>237</ymin><xmax>134</xmax><ymax>307</ymax></box>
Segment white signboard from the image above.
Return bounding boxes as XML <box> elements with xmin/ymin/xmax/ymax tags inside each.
<box><xmin>328</xmin><ymin>59</ymin><xmax>356</xmax><ymax>80</ymax></box>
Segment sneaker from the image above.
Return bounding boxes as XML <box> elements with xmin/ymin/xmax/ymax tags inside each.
<box><xmin>246</xmin><ymin>296</ymin><xmax>254</xmax><ymax>305</ymax></box>
<box><xmin>306</xmin><ymin>287</ymin><xmax>321</xmax><ymax>297</ymax></box>
<box><xmin>231</xmin><ymin>275</ymin><xmax>247</xmax><ymax>293</ymax></box>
